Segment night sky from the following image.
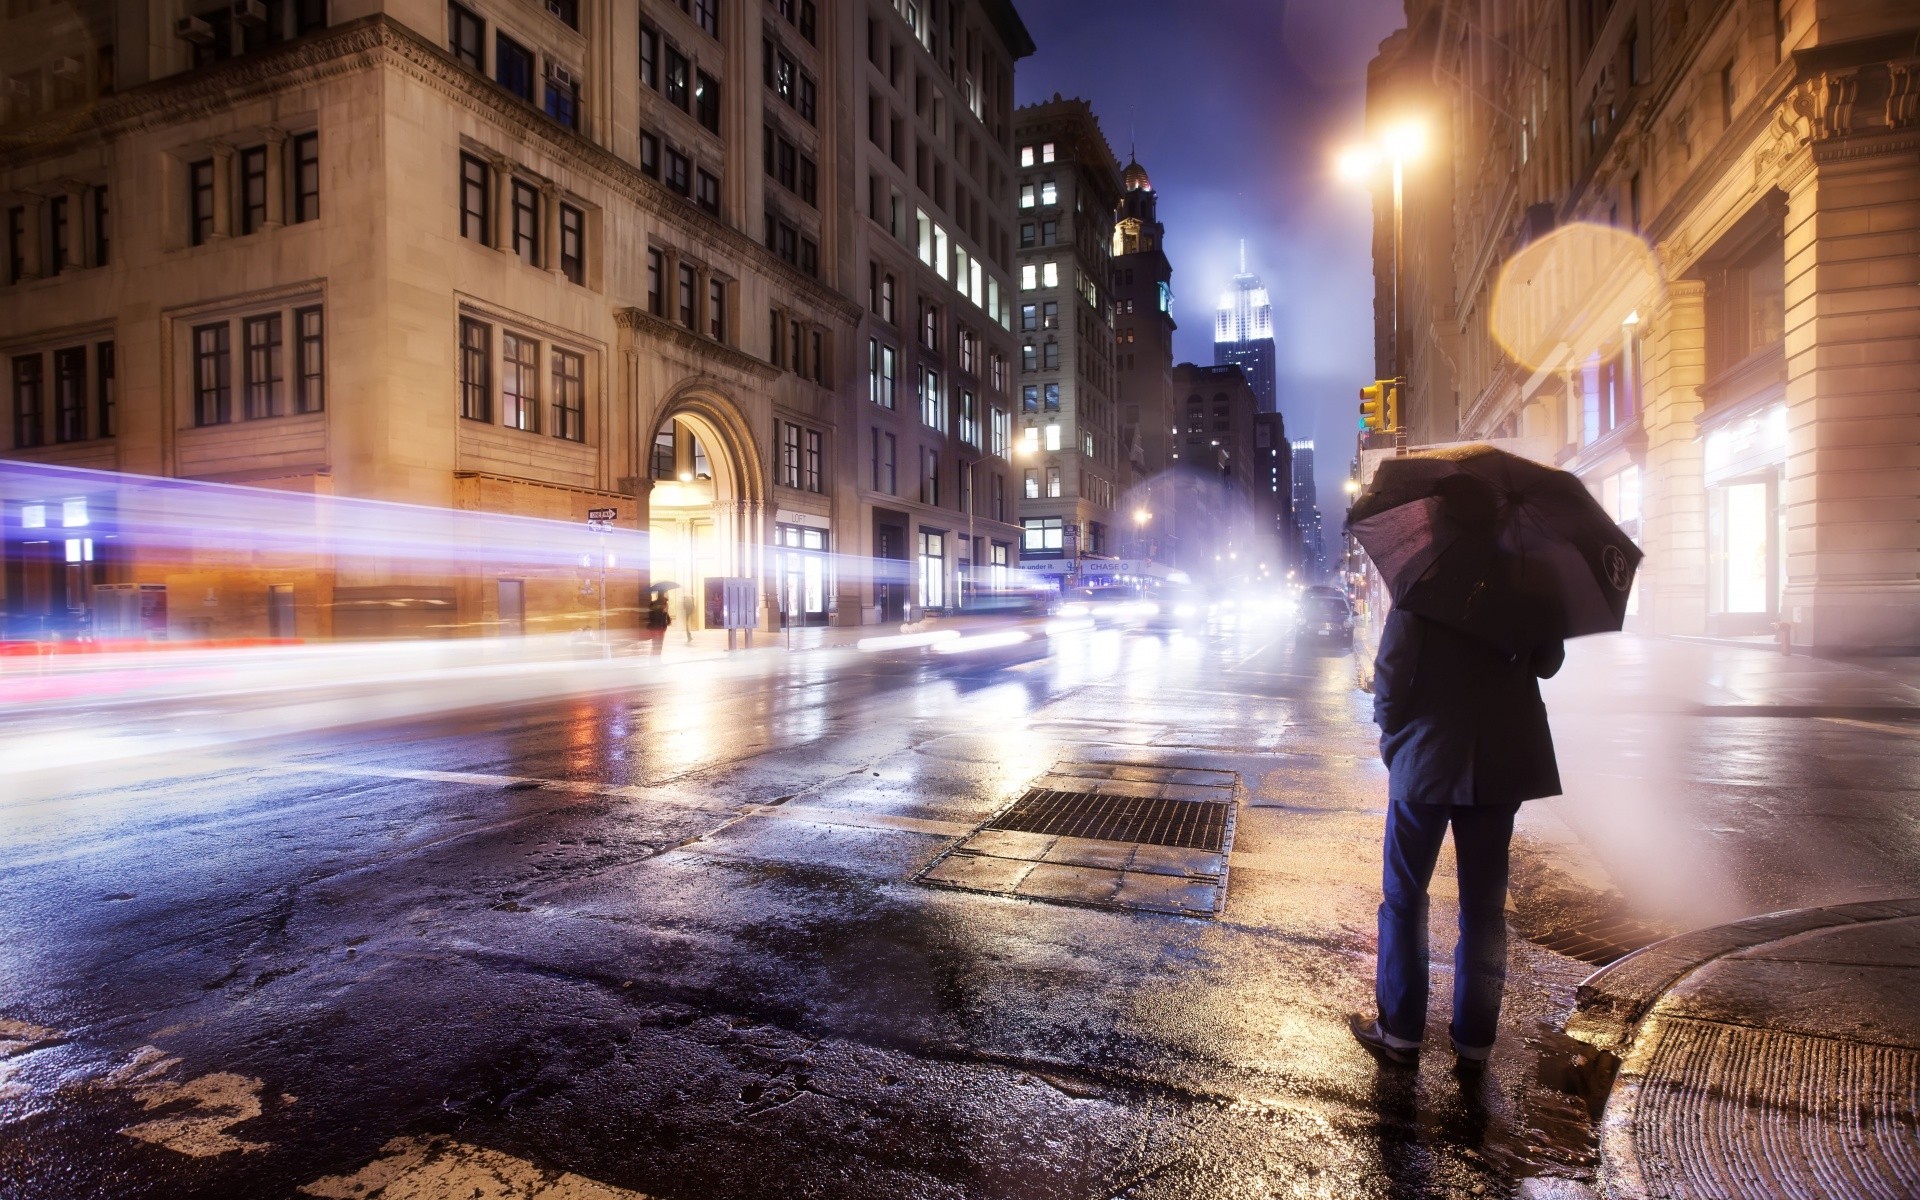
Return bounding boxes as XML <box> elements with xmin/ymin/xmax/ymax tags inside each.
<box><xmin>1011</xmin><ymin>0</ymin><xmax>1406</xmax><ymax>520</ymax></box>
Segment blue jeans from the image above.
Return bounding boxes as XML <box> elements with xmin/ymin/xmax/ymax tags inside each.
<box><xmin>1375</xmin><ymin>800</ymin><xmax>1520</xmax><ymax>1053</ymax></box>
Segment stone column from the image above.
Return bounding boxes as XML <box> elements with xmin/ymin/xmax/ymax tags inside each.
<box><xmin>1639</xmin><ymin>277</ymin><xmax>1708</xmax><ymax>636</ymax></box>
<box><xmin>209</xmin><ymin>141</ymin><xmax>234</xmax><ymax>239</ymax></box>
<box><xmin>490</xmin><ymin>156</ymin><xmax>514</xmax><ymax>252</ymax></box>
<box><xmin>1779</xmin><ymin>146</ymin><xmax>1920</xmax><ymax>650</ymax></box>
<box><xmin>662</xmin><ymin>248</ymin><xmax>683</xmax><ymax>325</ymax></box>
<box><xmin>693</xmin><ymin>264</ymin><xmax>711</xmax><ymax>335</ymax></box>
<box><xmin>540</xmin><ymin>182</ymin><xmax>561</xmax><ymax>273</ymax></box>
<box><xmin>261</xmin><ymin>126</ymin><xmax>287</xmax><ymax>228</ymax></box>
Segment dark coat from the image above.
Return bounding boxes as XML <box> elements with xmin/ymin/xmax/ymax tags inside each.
<box><xmin>1372</xmin><ymin>607</ymin><xmax>1564</xmax><ymax>807</ymax></box>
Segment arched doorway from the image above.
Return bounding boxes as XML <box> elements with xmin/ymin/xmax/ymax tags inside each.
<box><xmin>644</xmin><ymin>391</ymin><xmax>765</xmax><ymax>634</ymax></box>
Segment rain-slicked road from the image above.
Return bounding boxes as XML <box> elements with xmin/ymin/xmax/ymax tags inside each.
<box><xmin>2</xmin><ymin>622</ymin><xmax>1915</xmax><ymax>1199</ymax></box>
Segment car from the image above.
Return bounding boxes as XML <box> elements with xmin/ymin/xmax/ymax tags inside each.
<box><xmin>1058</xmin><ymin>586</ymin><xmax>1155</xmax><ymax>628</ymax></box>
<box><xmin>859</xmin><ymin>590</ymin><xmax>1055</xmax><ymax>665</ymax></box>
<box><xmin>1144</xmin><ymin>584</ymin><xmax>1207</xmax><ymax>632</ymax></box>
<box><xmin>1297</xmin><ymin>592</ymin><xmax>1354</xmax><ymax>646</ymax></box>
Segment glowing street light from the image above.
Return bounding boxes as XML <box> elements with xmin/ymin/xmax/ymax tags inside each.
<box><xmin>1343</xmin><ymin>477</ymin><xmax>1362</xmax><ymax>496</ymax></box>
<box><xmin>1337</xmin><ymin>117</ymin><xmax>1428</xmax><ymax>453</ymax></box>
<box><xmin>1133</xmin><ymin>507</ymin><xmax>1151</xmax><ymax>526</ymax></box>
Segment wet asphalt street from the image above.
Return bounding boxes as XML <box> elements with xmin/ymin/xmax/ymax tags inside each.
<box><xmin>1</xmin><ymin>622</ymin><xmax>1915</xmax><ymax>1199</ymax></box>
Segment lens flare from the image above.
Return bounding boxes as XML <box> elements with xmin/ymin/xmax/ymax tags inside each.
<box><xmin>1489</xmin><ymin>222</ymin><xmax>1664</xmax><ymax>375</ymax></box>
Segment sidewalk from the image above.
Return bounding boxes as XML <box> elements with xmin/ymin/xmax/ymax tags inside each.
<box><xmin>1570</xmin><ymin>898</ymin><xmax>1920</xmax><ymax>1199</ymax></box>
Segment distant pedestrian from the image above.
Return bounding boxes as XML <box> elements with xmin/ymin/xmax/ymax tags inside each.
<box><xmin>680</xmin><ymin>591</ymin><xmax>696</xmax><ymax>643</ymax></box>
<box><xmin>1349</xmin><ymin>606</ymin><xmax>1565</xmax><ymax>1074</ymax></box>
<box><xmin>643</xmin><ymin>596</ymin><xmax>670</xmax><ymax>656</ymax></box>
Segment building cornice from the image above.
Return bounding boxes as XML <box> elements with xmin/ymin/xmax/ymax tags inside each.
<box><xmin>0</xmin><ymin>15</ymin><xmax>863</xmax><ymax>324</ymax></box>
<box><xmin>614</xmin><ymin>307</ymin><xmax>780</xmax><ymax>382</ymax></box>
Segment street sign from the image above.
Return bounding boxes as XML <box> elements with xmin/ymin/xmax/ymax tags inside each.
<box><xmin>586</xmin><ymin>507</ymin><xmax>618</xmax><ymax>522</ymax></box>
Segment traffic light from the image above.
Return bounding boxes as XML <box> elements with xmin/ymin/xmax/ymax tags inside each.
<box><xmin>1359</xmin><ymin>381</ymin><xmax>1388</xmax><ymax>432</ymax></box>
<box><xmin>1383</xmin><ymin>380</ymin><xmax>1400</xmax><ymax>433</ymax></box>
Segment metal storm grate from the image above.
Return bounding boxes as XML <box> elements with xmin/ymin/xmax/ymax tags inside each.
<box><xmin>985</xmin><ymin>787</ymin><xmax>1230</xmax><ymax>853</ymax></box>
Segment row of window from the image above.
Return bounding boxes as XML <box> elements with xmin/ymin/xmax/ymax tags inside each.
<box><xmin>763</xmin><ymin>126</ymin><xmax>818</xmax><ymax>207</ymax></box>
<box><xmin>185</xmin><ymin>132</ymin><xmax>319</xmax><ymax>248</ymax></box>
<box><xmin>10</xmin><ymin>341</ymin><xmax>114</xmax><ymax>450</ymax></box>
<box><xmin>769</xmin><ymin>309</ymin><xmax>826</xmax><ymax>383</ymax></box>
<box><xmin>644</xmin><ymin>247</ymin><xmax>728</xmax><ymax>343</ymax></box>
<box><xmin>763</xmin><ymin>37</ymin><xmax>818</xmax><ymax>126</ymax></box>
<box><xmin>763</xmin><ymin>210</ymin><xmax>819</xmax><ymax>278</ymax></box>
<box><xmin>456</xmin><ymin>315</ymin><xmax>585</xmax><ymax>441</ymax></box>
<box><xmin>864</xmin><ymin>338</ymin><xmax>1012</xmax><ymax>451</ymax></box>
<box><xmin>183</xmin><ymin>1</ymin><xmax>330</xmax><ymax>69</ymax></box>
<box><xmin>458</xmin><ymin>153</ymin><xmax>587</xmax><ymax>284</ymax></box>
<box><xmin>775</xmin><ymin>419</ymin><xmax>824</xmax><ymax>493</ymax></box>
<box><xmin>640</xmin><ymin>22</ymin><xmax>720</xmax><ymax>133</ymax></box>
<box><xmin>6</xmin><ymin>185</ymin><xmax>108</xmax><ymax>284</ymax></box>
<box><xmin>864</xmin><ymin>427</ymin><xmax>1011</xmax><ymax>522</ymax></box>
<box><xmin>639</xmin><ymin>130</ymin><xmax>721</xmax><ymax>214</ymax></box>
<box><xmin>1018</xmin><ymin>142</ymin><xmax>1057</xmax><ymax>167</ymax></box>
<box><xmin>448</xmin><ymin>4</ymin><xmax>580</xmax><ymax>130</ymax></box>
<box><xmin>1021</xmin><ymin>342</ymin><xmax>1060</xmax><ymax>372</ymax></box>
<box><xmin>192</xmin><ymin>307</ymin><xmax>325</xmax><ymax>427</ymax></box>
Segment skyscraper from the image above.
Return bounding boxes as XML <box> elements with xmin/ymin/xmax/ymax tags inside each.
<box><xmin>1212</xmin><ymin>243</ymin><xmax>1277</xmax><ymax>414</ymax></box>
<box><xmin>1291</xmin><ymin>441</ymin><xmax>1327</xmax><ymax>581</ymax></box>
<box><xmin>1111</xmin><ymin>156</ymin><xmax>1175</xmax><ymax>481</ymax></box>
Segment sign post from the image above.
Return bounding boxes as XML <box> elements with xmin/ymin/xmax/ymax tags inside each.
<box><xmin>587</xmin><ymin>508</ymin><xmax>618</xmax><ymax>654</ymax></box>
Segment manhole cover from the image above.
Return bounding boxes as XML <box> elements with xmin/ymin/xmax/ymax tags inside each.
<box><xmin>915</xmin><ymin>763</ymin><xmax>1239</xmax><ymax>917</ymax></box>
<box><xmin>985</xmin><ymin>787</ymin><xmax>1230</xmax><ymax>853</ymax></box>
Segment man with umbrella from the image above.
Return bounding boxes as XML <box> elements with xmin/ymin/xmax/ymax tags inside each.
<box><xmin>1342</xmin><ymin>445</ymin><xmax>1642</xmax><ymax>1073</ymax></box>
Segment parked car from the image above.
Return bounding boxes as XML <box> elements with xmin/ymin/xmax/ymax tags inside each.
<box><xmin>1297</xmin><ymin>592</ymin><xmax>1354</xmax><ymax>646</ymax></box>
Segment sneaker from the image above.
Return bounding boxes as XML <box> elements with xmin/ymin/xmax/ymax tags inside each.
<box><xmin>1348</xmin><ymin>1013</ymin><xmax>1419</xmax><ymax>1067</ymax></box>
<box><xmin>1452</xmin><ymin>1040</ymin><xmax>1492</xmax><ymax>1076</ymax></box>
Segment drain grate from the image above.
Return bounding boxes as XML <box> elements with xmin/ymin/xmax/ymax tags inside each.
<box><xmin>1531</xmin><ymin>915</ymin><xmax>1668</xmax><ymax>966</ymax></box>
<box><xmin>985</xmin><ymin>787</ymin><xmax>1230</xmax><ymax>852</ymax></box>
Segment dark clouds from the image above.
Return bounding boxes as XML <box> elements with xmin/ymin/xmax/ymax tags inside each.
<box><xmin>1012</xmin><ymin>0</ymin><xmax>1405</xmax><ymax>516</ymax></box>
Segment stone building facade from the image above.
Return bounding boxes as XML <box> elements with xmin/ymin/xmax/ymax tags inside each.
<box><xmin>1367</xmin><ymin>0</ymin><xmax>1920</xmax><ymax>650</ymax></box>
<box><xmin>1</xmin><ymin>0</ymin><xmax>1030</xmax><ymax>641</ymax></box>
<box><xmin>1009</xmin><ymin>95</ymin><xmax>1121</xmax><ymax>567</ymax></box>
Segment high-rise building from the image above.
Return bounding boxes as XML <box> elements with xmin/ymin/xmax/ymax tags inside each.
<box><xmin>1010</xmin><ymin>96</ymin><xmax>1122</xmax><ymax>565</ymax></box>
<box><xmin>0</xmin><ymin>0</ymin><xmax>1035</xmax><ymax>640</ymax></box>
<box><xmin>1110</xmin><ymin>156</ymin><xmax>1175</xmax><ymax>480</ymax></box>
<box><xmin>1212</xmin><ymin>243</ymin><xmax>1276</xmax><ymax>415</ymax></box>
<box><xmin>1166</xmin><ymin>363</ymin><xmax>1283</xmax><ymax>585</ymax></box>
<box><xmin>841</xmin><ymin>1</ymin><xmax>1034</xmax><ymax>623</ymax></box>
<box><xmin>1291</xmin><ymin>441</ymin><xmax>1326</xmax><ymax>581</ymax></box>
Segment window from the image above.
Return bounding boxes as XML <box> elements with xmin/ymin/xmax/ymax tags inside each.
<box><xmin>920</xmin><ymin>302</ymin><xmax>939</xmax><ymax>351</ymax></box>
<box><xmin>1022</xmin><ymin>517</ymin><xmax>1063</xmax><ymax>553</ymax></box>
<box><xmin>550</xmin><ymin>348</ymin><xmax>583</xmax><ymax>441</ymax></box>
<box><xmin>804</xmin><ymin>429</ymin><xmax>822</xmax><ymax>492</ymax></box>
<box><xmin>1040</xmin><ymin>180</ymin><xmax>1057</xmax><ymax>206</ymax></box>
<box><xmin>678</xmin><ymin>264</ymin><xmax>696</xmax><ymax>327</ymax></box>
<box><xmin>1041</xmin><ymin>141</ymin><xmax>1056</xmax><ymax>163</ymax></box>
<box><xmin>640</xmin><ymin>131</ymin><xmax>660</xmax><ymax>178</ymax></box>
<box><xmin>1042</xmin><ymin>300</ymin><xmax>1058</xmax><ymax>329</ymax></box>
<box><xmin>545</xmin><ymin>66</ymin><xmax>579</xmax><ymax>129</ymax></box>
<box><xmin>991</xmin><ymin>406</ymin><xmax>1009</xmax><ymax>458</ymax></box>
<box><xmin>189</xmin><ymin>159</ymin><xmax>215</xmax><ymax>246</ymax></box>
<box><xmin>920</xmin><ymin>366</ymin><xmax>942</xmax><ymax>430</ymax></box>
<box><xmin>665</xmin><ymin>148</ymin><xmax>690</xmax><ymax>195</ymax></box>
<box><xmin>1020</xmin><ymin>304</ymin><xmax>1037</xmax><ymax>332</ymax></box>
<box><xmin>7</xmin><ymin>207</ymin><xmax>24</xmax><ymax>282</ymax></box>
<box><xmin>811</xmin><ymin>329</ymin><xmax>824</xmax><ymax>384</ymax></box>
<box><xmin>1021</xmin><ymin>344</ymin><xmax>1037</xmax><ymax>373</ymax></box>
<box><xmin>1045</xmin><ymin>466</ymin><xmax>1061</xmax><ymax>498</ymax></box>
<box><xmin>882</xmin><ymin>431</ymin><xmax>897</xmax><ymax>492</ymax></box>
<box><xmin>238</xmin><ymin>145</ymin><xmax>268</xmax><ymax>235</ymax></box>
<box><xmin>1042</xmin><ymin>342</ymin><xmax>1059</xmax><ymax>370</ymax></box>
<box><xmin>651</xmin><ymin>426</ymin><xmax>677</xmax><ymax>479</ymax></box>
<box><xmin>1041</xmin><ymin>219</ymin><xmax>1057</xmax><ymax>245</ymax></box>
<box><xmin>646</xmin><ymin>249</ymin><xmax>664</xmax><ymax>314</ymax></box>
<box><xmin>691</xmin><ymin>0</ymin><xmax>719</xmax><ymax>38</ymax></box>
<box><xmin>959</xmin><ymin>389</ymin><xmax>979</xmax><ymax>446</ymax></box>
<box><xmin>768</xmin><ymin>308</ymin><xmax>781</xmax><ymax>366</ymax></box>
<box><xmin>881</xmin><ymin>272</ymin><xmax>896</xmax><ymax>323</ymax></box>
<box><xmin>695</xmin><ymin>71</ymin><xmax>720</xmax><ymax>132</ymax></box>
<box><xmin>1042</xmin><ymin>262</ymin><xmax>1058</xmax><ymax>288</ymax></box>
<box><xmin>559</xmin><ymin>204</ymin><xmax>584</xmax><ymax>283</ymax></box>
<box><xmin>546</xmin><ymin>0</ymin><xmax>578</xmax><ymax>28</ymax></box>
<box><xmin>500</xmin><ymin>332</ymin><xmax>538</xmax><ymax>432</ymax></box>
<box><xmin>1020</xmin><ymin>264</ymin><xmax>1036</xmax><ymax>290</ymax></box>
<box><xmin>449</xmin><ymin>3</ymin><xmax>484</xmax><ymax>69</ymax></box>
<box><xmin>1023</xmin><ymin>468</ymin><xmax>1039</xmax><ymax>498</ymax></box>
<box><xmin>459</xmin><ymin>317</ymin><xmax>491</xmax><ymax>421</ymax></box>
<box><xmin>193</xmin><ymin>323</ymin><xmax>231</xmax><ymax>427</ymax></box>
<box><xmin>1020</xmin><ymin>145</ymin><xmax>1035</xmax><ymax>167</ymax></box>
<box><xmin>869</xmin><ymin>340</ymin><xmax>897</xmax><ymax>408</ymax></box>
<box><xmin>511</xmin><ymin>179</ymin><xmax>539</xmax><ymax>265</ymax></box>
<box><xmin>1044</xmin><ymin>422</ymin><xmax>1061</xmax><ymax>451</ymax></box>
<box><xmin>708</xmin><ymin>277</ymin><xmax>726</xmax><ymax>340</ymax></box>
<box><xmin>871</xmin><ymin>427</ymin><xmax>897</xmax><ymax>492</ymax></box>
<box><xmin>292</xmin><ymin>133</ymin><xmax>320</xmax><ymax>222</ymax></box>
<box><xmin>46</xmin><ymin>195</ymin><xmax>68</xmax><ymax>273</ymax></box>
<box><xmin>639</xmin><ymin>23</ymin><xmax>658</xmax><ymax>88</ymax></box>
<box><xmin>11</xmin><ymin>355</ymin><xmax>42</xmax><ymax>449</ymax></box>
<box><xmin>460</xmin><ymin>153</ymin><xmax>490</xmax><ymax>243</ymax></box>
<box><xmin>1019</xmin><ymin>184</ymin><xmax>1035</xmax><ymax>209</ymax></box>
<box><xmin>90</xmin><ymin>185</ymin><xmax>108</xmax><ymax>266</ymax></box>
<box><xmin>1044</xmin><ymin>382</ymin><xmax>1060</xmax><ymax>410</ymax></box>
<box><xmin>1022</xmin><ymin>384</ymin><xmax>1038</xmax><ymax>412</ymax></box>
<box><xmin>97</xmin><ymin>341</ymin><xmax>116</xmax><ymax>436</ymax></box>
<box><xmin>496</xmin><ymin>34</ymin><xmax>534</xmax><ymax>100</ymax></box>
<box><xmin>243</xmin><ymin>313</ymin><xmax>284</xmax><ymax>419</ymax></box>
<box><xmin>780</xmin><ymin>421</ymin><xmax>802</xmax><ymax>488</ymax></box>
<box><xmin>294</xmin><ymin>307</ymin><xmax>323</xmax><ymax>414</ymax></box>
<box><xmin>53</xmin><ymin>347</ymin><xmax>85</xmax><ymax>443</ymax></box>
<box><xmin>695</xmin><ymin>169</ymin><xmax>720</xmax><ymax>214</ymax></box>
<box><xmin>919</xmin><ymin>450</ymin><xmax>939</xmax><ymax>506</ymax></box>
<box><xmin>665</xmin><ymin>46</ymin><xmax>689</xmax><ymax>109</ymax></box>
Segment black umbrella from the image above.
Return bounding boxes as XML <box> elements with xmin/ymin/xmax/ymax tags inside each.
<box><xmin>1347</xmin><ymin>445</ymin><xmax>1643</xmax><ymax>651</ymax></box>
<box><xmin>647</xmin><ymin>581</ymin><xmax>681</xmax><ymax>595</ymax></box>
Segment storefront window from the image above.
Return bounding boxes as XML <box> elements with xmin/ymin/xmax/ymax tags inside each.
<box><xmin>917</xmin><ymin>529</ymin><xmax>945</xmax><ymax>610</ymax></box>
<box><xmin>775</xmin><ymin>523</ymin><xmax>829</xmax><ymax>626</ymax></box>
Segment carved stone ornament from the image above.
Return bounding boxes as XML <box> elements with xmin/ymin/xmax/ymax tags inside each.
<box><xmin>1888</xmin><ymin>59</ymin><xmax>1920</xmax><ymax>130</ymax></box>
<box><xmin>1809</xmin><ymin>70</ymin><xmax>1861</xmax><ymax>141</ymax></box>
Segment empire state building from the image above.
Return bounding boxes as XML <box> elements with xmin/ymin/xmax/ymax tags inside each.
<box><xmin>1213</xmin><ymin>243</ymin><xmax>1277</xmax><ymax>414</ymax></box>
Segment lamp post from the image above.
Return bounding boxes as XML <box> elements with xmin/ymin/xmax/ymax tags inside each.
<box><xmin>1338</xmin><ymin>121</ymin><xmax>1426</xmax><ymax>455</ymax></box>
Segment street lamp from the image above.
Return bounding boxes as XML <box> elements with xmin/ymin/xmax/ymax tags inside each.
<box><xmin>1337</xmin><ymin>119</ymin><xmax>1426</xmax><ymax>454</ymax></box>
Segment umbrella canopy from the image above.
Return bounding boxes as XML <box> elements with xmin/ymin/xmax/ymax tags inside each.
<box><xmin>1348</xmin><ymin>444</ymin><xmax>1642</xmax><ymax>651</ymax></box>
<box><xmin>646</xmin><ymin>581</ymin><xmax>681</xmax><ymax>595</ymax></box>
